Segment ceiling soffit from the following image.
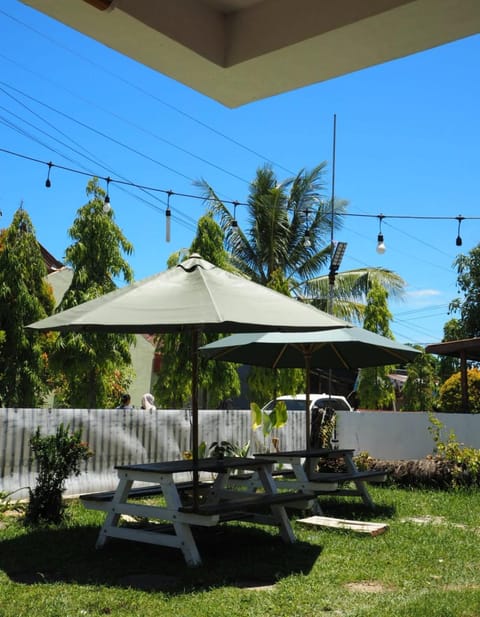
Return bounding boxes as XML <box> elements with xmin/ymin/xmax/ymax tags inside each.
<box><xmin>20</xmin><ymin>0</ymin><xmax>480</xmax><ymax>107</ymax></box>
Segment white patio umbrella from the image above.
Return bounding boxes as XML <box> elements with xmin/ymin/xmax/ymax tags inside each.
<box><xmin>27</xmin><ymin>255</ymin><xmax>349</xmax><ymax>504</ymax></box>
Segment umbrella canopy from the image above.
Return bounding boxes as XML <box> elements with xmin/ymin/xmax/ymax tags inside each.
<box><xmin>27</xmin><ymin>255</ymin><xmax>349</xmax><ymax>503</ymax></box>
<box><xmin>28</xmin><ymin>254</ymin><xmax>349</xmax><ymax>334</ymax></box>
<box><xmin>199</xmin><ymin>328</ymin><xmax>420</xmax><ymax>369</ymax></box>
<box><xmin>200</xmin><ymin>327</ymin><xmax>421</xmax><ymax>447</ymax></box>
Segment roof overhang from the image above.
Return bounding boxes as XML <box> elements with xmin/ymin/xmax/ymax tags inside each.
<box><xmin>426</xmin><ymin>338</ymin><xmax>480</xmax><ymax>361</ymax></box>
<box><xmin>19</xmin><ymin>0</ymin><xmax>480</xmax><ymax>107</ymax></box>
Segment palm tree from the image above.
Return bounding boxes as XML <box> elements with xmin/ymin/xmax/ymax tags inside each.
<box><xmin>197</xmin><ymin>163</ymin><xmax>404</xmax><ymax>322</ymax></box>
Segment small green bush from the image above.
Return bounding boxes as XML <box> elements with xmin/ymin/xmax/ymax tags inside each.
<box><xmin>25</xmin><ymin>423</ymin><xmax>92</xmax><ymax>525</ymax></box>
<box><xmin>438</xmin><ymin>367</ymin><xmax>480</xmax><ymax>412</ymax></box>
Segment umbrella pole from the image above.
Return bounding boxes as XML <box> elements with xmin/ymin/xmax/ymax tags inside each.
<box><xmin>305</xmin><ymin>353</ymin><xmax>311</xmax><ymax>450</ymax></box>
<box><xmin>304</xmin><ymin>352</ymin><xmax>313</xmax><ymax>478</ymax></box>
<box><xmin>192</xmin><ymin>329</ymin><xmax>200</xmax><ymax>509</ymax></box>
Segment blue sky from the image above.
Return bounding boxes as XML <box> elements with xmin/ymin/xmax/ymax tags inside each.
<box><xmin>1</xmin><ymin>1</ymin><xmax>479</xmax><ymax>346</ymax></box>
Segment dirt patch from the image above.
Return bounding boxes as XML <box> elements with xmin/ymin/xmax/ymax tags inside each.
<box><xmin>345</xmin><ymin>580</ymin><xmax>395</xmax><ymax>593</ymax></box>
<box><xmin>401</xmin><ymin>515</ymin><xmax>446</xmax><ymax>525</ymax></box>
<box><xmin>401</xmin><ymin>516</ymin><xmax>477</xmax><ymax>532</ymax></box>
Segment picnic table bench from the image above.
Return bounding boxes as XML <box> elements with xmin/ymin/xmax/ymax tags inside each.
<box><xmin>80</xmin><ymin>457</ymin><xmax>315</xmax><ymax>566</ymax></box>
<box><xmin>231</xmin><ymin>449</ymin><xmax>387</xmax><ymax>513</ymax></box>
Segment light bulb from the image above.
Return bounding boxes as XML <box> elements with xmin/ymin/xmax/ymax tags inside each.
<box><xmin>376</xmin><ymin>233</ymin><xmax>386</xmax><ymax>254</ymax></box>
<box><xmin>103</xmin><ymin>202</ymin><xmax>112</xmax><ymax>213</ymax></box>
<box><xmin>304</xmin><ymin>231</ymin><xmax>311</xmax><ymax>247</ymax></box>
<box><xmin>456</xmin><ymin>235</ymin><xmax>462</xmax><ymax>247</ymax></box>
<box><xmin>45</xmin><ymin>162</ymin><xmax>53</xmax><ymax>188</ymax></box>
<box><xmin>166</xmin><ymin>208</ymin><xmax>171</xmax><ymax>242</ymax></box>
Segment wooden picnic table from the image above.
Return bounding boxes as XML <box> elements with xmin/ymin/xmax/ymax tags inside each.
<box><xmin>80</xmin><ymin>457</ymin><xmax>315</xmax><ymax>567</ymax></box>
<box><xmin>244</xmin><ymin>448</ymin><xmax>386</xmax><ymax>513</ymax></box>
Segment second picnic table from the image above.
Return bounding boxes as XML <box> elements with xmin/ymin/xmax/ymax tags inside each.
<box><xmin>231</xmin><ymin>448</ymin><xmax>387</xmax><ymax>513</ymax></box>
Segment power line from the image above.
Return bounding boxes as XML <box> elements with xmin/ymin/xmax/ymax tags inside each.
<box><xmin>0</xmin><ymin>147</ymin><xmax>249</xmax><ymax>207</ymax></box>
<box><xmin>0</xmin><ymin>7</ymin><xmax>295</xmax><ymax>176</ymax></box>
<box><xmin>3</xmin><ymin>146</ymin><xmax>480</xmax><ymax>226</ymax></box>
<box><xmin>0</xmin><ymin>86</ymin><xmax>199</xmax><ymax>230</ymax></box>
<box><xmin>345</xmin><ymin>211</ymin><xmax>480</xmax><ymax>222</ymax></box>
<box><xmin>0</xmin><ymin>80</ymin><xmax>195</xmax><ymax>183</ymax></box>
<box><xmin>3</xmin><ymin>79</ymin><xmax>252</xmax><ymax>186</ymax></box>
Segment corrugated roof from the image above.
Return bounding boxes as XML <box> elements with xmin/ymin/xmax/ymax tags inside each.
<box><xmin>40</xmin><ymin>243</ymin><xmax>65</xmax><ymax>274</ymax></box>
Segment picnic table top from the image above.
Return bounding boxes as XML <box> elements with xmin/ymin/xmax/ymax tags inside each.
<box><xmin>254</xmin><ymin>448</ymin><xmax>355</xmax><ymax>459</ymax></box>
<box><xmin>115</xmin><ymin>456</ymin><xmax>278</xmax><ymax>474</ymax></box>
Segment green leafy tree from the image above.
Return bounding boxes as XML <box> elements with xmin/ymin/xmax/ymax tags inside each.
<box><xmin>438</xmin><ymin>368</ymin><xmax>480</xmax><ymax>413</ymax></box>
<box><xmin>450</xmin><ymin>245</ymin><xmax>480</xmax><ymax>337</ymax></box>
<box><xmin>0</xmin><ymin>208</ymin><xmax>55</xmax><ymax>406</ymax></box>
<box><xmin>154</xmin><ymin>215</ymin><xmax>240</xmax><ymax>408</ymax></box>
<box><xmin>401</xmin><ymin>348</ymin><xmax>438</xmax><ymax>411</ymax></box>
<box><xmin>198</xmin><ymin>164</ymin><xmax>405</xmax><ymax>403</ymax></box>
<box><xmin>50</xmin><ymin>178</ymin><xmax>134</xmax><ymax>408</ymax></box>
<box><xmin>437</xmin><ymin>318</ymin><xmax>463</xmax><ymax>383</ymax></box>
<box><xmin>247</xmin><ymin>367</ymin><xmax>304</xmax><ymax>406</ymax></box>
<box><xmin>198</xmin><ymin>164</ymin><xmax>405</xmax><ymax>322</ymax></box>
<box><xmin>357</xmin><ymin>282</ymin><xmax>396</xmax><ymax>410</ymax></box>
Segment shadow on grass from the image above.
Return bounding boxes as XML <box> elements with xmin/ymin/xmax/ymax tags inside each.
<box><xmin>315</xmin><ymin>498</ymin><xmax>397</xmax><ymax>520</ymax></box>
<box><xmin>0</xmin><ymin>521</ymin><xmax>322</xmax><ymax>592</ymax></box>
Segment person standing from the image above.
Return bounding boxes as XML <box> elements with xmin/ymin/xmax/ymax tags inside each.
<box><xmin>117</xmin><ymin>393</ymin><xmax>133</xmax><ymax>409</ymax></box>
<box><xmin>140</xmin><ymin>393</ymin><xmax>156</xmax><ymax>410</ymax></box>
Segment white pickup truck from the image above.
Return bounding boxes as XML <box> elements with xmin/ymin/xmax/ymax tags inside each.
<box><xmin>262</xmin><ymin>393</ymin><xmax>354</xmax><ymax>413</ymax></box>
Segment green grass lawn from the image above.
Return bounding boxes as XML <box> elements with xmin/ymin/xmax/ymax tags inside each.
<box><xmin>0</xmin><ymin>487</ymin><xmax>479</xmax><ymax>617</ymax></box>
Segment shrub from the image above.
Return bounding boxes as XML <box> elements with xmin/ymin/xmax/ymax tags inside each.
<box><xmin>438</xmin><ymin>367</ymin><xmax>480</xmax><ymax>412</ymax></box>
<box><xmin>25</xmin><ymin>423</ymin><xmax>92</xmax><ymax>525</ymax></box>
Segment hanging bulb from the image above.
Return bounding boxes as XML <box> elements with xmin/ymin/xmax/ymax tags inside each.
<box><xmin>376</xmin><ymin>214</ymin><xmax>386</xmax><ymax>254</ymax></box>
<box><xmin>166</xmin><ymin>208</ymin><xmax>171</xmax><ymax>242</ymax></box>
<box><xmin>166</xmin><ymin>190</ymin><xmax>173</xmax><ymax>242</ymax></box>
<box><xmin>304</xmin><ymin>207</ymin><xmax>311</xmax><ymax>248</ymax></box>
<box><xmin>455</xmin><ymin>215</ymin><xmax>464</xmax><ymax>247</ymax></box>
<box><xmin>231</xmin><ymin>201</ymin><xmax>239</xmax><ymax>228</ymax></box>
<box><xmin>104</xmin><ymin>177</ymin><xmax>111</xmax><ymax>211</ymax></box>
<box><xmin>376</xmin><ymin>233</ymin><xmax>386</xmax><ymax>254</ymax></box>
<box><xmin>45</xmin><ymin>162</ymin><xmax>53</xmax><ymax>188</ymax></box>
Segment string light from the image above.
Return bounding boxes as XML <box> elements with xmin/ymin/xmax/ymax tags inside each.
<box><xmin>103</xmin><ymin>176</ymin><xmax>111</xmax><ymax>212</ymax></box>
<box><xmin>166</xmin><ymin>190</ymin><xmax>172</xmax><ymax>242</ymax></box>
<box><xmin>45</xmin><ymin>161</ymin><xmax>53</xmax><ymax>188</ymax></box>
<box><xmin>376</xmin><ymin>214</ymin><xmax>386</xmax><ymax>254</ymax></box>
<box><xmin>456</xmin><ymin>215</ymin><xmax>464</xmax><ymax>247</ymax></box>
<box><xmin>231</xmin><ymin>201</ymin><xmax>239</xmax><ymax>228</ymax></box>
<box><xmin>1</xmin><ymin>147</ymin><xmax>479</xmax><ymax>249</ymax></box>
